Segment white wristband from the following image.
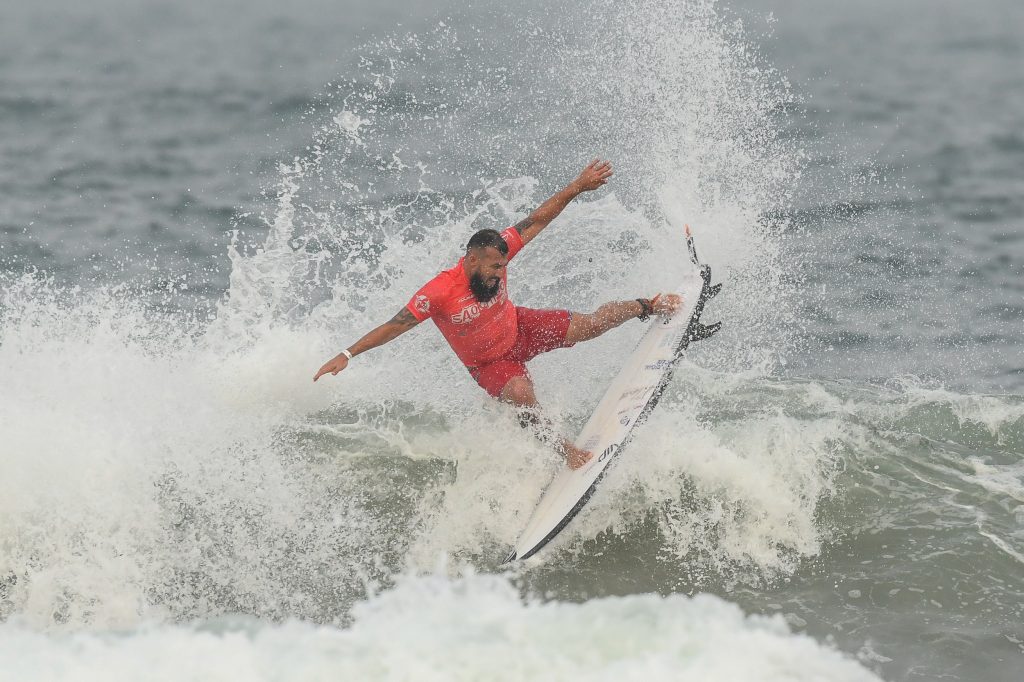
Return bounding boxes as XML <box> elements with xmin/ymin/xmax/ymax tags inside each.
<box><xmin>341</xmin><ymin>349</ymin><xmax>353</xmax><ymax>360</ymax></box>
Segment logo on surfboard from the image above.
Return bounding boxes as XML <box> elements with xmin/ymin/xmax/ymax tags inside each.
<box><xmin>597</xmin><ymin>444</ymin><xmax>617</xmax><ymax>463</ymax></box>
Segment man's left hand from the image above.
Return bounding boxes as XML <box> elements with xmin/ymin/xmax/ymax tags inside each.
<box><xmin>653</xmin><ymin>293</ymin><xmax>683</xmax><ymax>316</ymax></box>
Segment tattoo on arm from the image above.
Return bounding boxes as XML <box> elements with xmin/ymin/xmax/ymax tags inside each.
<box><xmin>389</xmin><ymin>308</ymin><xmax>418</xmax><ymax>327</ymax></box>
<box><xmin>512</xmin><ymin>217</ymin><xmax>533</xmax><ymax>236</ymax></box>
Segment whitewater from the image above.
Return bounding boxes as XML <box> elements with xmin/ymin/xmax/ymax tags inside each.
<box><xmin>1</xmin><ymin>0</ymin><xmax>1022</xmax><ymax>680</ymax></box>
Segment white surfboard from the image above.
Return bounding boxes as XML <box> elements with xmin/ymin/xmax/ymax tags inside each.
<box><xmin>504</xmin><ymin>234</ymin><xmax>721</xmax><ymax>562</ymax></box>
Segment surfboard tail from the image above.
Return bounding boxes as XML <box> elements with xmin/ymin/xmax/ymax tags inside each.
<box><xmin>685</xmin><ymin>228</ymin><xmax>721</xmax><ymax>321</ymax></box>
<box><xmin>680</xmin><ymin>264</ymin><xmax>722</xmax><ymax>349</ymax></box>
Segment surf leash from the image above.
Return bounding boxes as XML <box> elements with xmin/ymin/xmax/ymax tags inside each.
<box><xmin>678</xmin><ymin>223</ymin><xmax>722</xmax><ymax>349</ymax></box>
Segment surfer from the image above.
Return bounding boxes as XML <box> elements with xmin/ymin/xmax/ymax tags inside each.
<box><xmin>314</xmin><ymin>160</ymin><xmax>682</xmax><ymax>469</ymax></box>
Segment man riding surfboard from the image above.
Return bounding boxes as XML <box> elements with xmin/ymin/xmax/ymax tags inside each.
<box><xmin>314</xmin><ymin>160</ymin><xmax>682</xmax><ymax>469</ymax></box>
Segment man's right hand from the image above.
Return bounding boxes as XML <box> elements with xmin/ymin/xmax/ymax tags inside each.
<box><xmin>313</xmin><ymin>353</ymin><xmax>349</xmax><ymax>382</ymax></box>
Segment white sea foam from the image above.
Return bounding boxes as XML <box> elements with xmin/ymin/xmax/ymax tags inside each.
<box><xmin>0</xmin><ymin>571</ymin><xmax>881</xmax><ymax>682</ymax></box>
<box><xmin>0</xmin><ymin>274</ymin><xmax>375</xmax><ymax>629</ymax></box>
<box><xmin>333</xmin><ymin>110</ymin><xmax>368</xmax><ymax>141</ymax></box>
<box><xmin>900</xmin><ymin>383</ymin><xmax>1024</xmax><ymax>439</ymax></box>
<box><xmin>965</xmin><ymin>458</ymin><xmax>1024</xmax><ymax>503</ymax></box>
<box><xmin>0</xmin><ymin>0</ymin><xmax>930</xmax><ymax>670</ymax></box>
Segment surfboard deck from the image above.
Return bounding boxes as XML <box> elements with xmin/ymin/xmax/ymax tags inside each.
<box><xmin>504</xmin><ymin>242</ymin><xmax>721</xmax><ymax>562</ymax></box>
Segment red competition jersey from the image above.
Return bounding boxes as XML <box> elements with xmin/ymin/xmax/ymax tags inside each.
<box><xmin>406</xmin><ymin>227</ymin><xmax>524</xmax><ymax>367</ymax></box>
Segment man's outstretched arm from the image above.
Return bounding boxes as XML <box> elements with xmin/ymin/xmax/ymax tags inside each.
<box><xmin>313</xmin><ymin>308</ymin><xmax>421</xmax><ymax>381</ymax></box>
<box><xmin>515</xmin><ymin>159</ymin><xmax>613</xmax><ymax>246</ymax></box>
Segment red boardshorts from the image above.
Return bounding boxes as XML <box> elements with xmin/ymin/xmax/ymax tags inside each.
<box><xmin>468</xmin><ymin>307</ymin><xmax>575</xmax><ymax>397</ymax></box>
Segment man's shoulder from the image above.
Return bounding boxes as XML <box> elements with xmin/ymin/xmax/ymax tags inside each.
<box><xmin>418</xmin><ymin>260</ymin><xmax>466</xmax><ymax>296</ymax></box>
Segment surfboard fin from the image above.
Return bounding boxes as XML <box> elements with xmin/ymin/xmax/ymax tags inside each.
<box><xmin>688</xmin><ymin>321</ymin><xmax>721</xmax><ymax>343</ymax></box>
<box><xmin>679</xmin><ymin>264</ymin><xmax>722</xmax><ymax>348</ymax></box>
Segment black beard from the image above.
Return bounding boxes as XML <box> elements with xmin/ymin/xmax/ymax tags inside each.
<box><xmin>469</xmin><ymin>272</ymin><xmax>501</xmax><ymax>303</ymax></box>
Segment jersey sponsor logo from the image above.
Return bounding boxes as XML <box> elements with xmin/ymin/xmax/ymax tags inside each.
<box><xmin>451</xmin><ymin>305</ymin><xmax>482</xmax><ymax>324</ymax></box>
<box><xmin>414</xmin><ymin>295</ymin><xmax>430</xmax><ymax>314</ymax></box>
<box><xmin>644</xmin><ymin>358</ymin><xmax>671</xmax><ymax>371</ymax></box>
<box><xmin>449</xmin><ymin>287</ymin><xmax>506</xmax><ymax>324</ymax></box>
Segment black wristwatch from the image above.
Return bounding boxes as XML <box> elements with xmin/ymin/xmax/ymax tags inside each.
<box><xmin>636</xmin><ymin>298</ymin><xmax>653</xmax><ymax>321</ymax></box>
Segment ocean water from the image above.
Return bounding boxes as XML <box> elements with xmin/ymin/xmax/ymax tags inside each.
<box><xmin>1</xmin><ymin>0</ymin><xmax>1021</xmax><ymax>680</ymax></box>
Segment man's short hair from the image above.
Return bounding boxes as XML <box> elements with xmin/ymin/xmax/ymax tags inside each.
<box><xmin>466</xmin><ymin>229</ymin><xmax>509</xmax><ymax>256</ymax></box>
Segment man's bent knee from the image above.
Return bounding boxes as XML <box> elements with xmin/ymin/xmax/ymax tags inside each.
<box><xmin>500</xmin><ymin>376</ymin><xmax>537</xmax><ymax>407</ymax></box>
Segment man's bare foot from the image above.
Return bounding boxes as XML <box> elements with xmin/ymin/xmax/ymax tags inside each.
<box><xmin>563</xmin><ymin>443</ymin><xmax>594</xmax><ymax>470</ymax></box>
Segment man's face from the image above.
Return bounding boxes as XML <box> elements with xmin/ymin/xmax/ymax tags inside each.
<box><xmin>465</xmin><ymin>246</ymin><xmax>508</xmax><ymax>302</ymax></box>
